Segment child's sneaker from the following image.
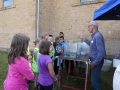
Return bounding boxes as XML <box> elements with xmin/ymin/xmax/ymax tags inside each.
<box><xmin>54</xmin><ymin>75</ymin><xmax>58</xmax><ymax>81</ymax></box>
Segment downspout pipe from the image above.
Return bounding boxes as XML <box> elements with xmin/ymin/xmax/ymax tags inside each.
<box><xmin>36</xmin><ymin>0</ymin><xmax>40</xmax><ymax>38</ymax></box>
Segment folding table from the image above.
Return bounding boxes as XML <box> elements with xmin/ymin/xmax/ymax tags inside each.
<box><xmin>56</xmin><ymin>54</ymin><xmax>90</xmax><ymax>90</ymax></box>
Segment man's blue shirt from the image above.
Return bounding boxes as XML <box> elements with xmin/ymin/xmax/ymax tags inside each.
<box><xmin>84</xmin><ymin>30</ymin><xmax>106</xmax><ymax>65</ymax></box>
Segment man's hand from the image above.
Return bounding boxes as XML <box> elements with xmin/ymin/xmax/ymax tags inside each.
<box><xmin>90</xmin><ymin>63</ymin><xmax>95</xmax><ymax>69</ymax></box>
<box><xmin>78</xmin><ymin>34</ymin><xmax>85</xmax><ymax>42</ymax></box>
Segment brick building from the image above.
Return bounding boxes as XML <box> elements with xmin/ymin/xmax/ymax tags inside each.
<box><xmin>0</xmin><ymin>0</ymin><xmax>120</xmax><ymax>55</ymax></box>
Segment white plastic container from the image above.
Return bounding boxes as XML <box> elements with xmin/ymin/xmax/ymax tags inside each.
<box><xmin>101</xmin><ymin>59</ymin><xmax>112</xmax><ymax>71</ymax></box>
<box><xmin>113</xmin><ymin>64</ymin><xmax>120</xmax><ymax>90</ymax></box>
<box><xmin>77</xmin><ymin>42</ymin><xmax>89</xmax><ymax>55</ymax></box>
<box><xmin>113</xmin><ymin>59</ymin><xmax>120</xmax><ymax>67</ymax></box>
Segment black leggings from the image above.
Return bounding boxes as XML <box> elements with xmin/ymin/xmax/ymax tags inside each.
<box><xmin>65</xmin><ymin>60</ymin><xmax>74</xmax><ymax>73</ymax></box>
<box><xmin>38</xmin><ymin>83</ymin><xmax>53</xmax><ymax>90</ymax></box>
<box><xmin>54</xmin><ymin>58</ymin><xmax>59</xmax><ymax>75</ymax></box>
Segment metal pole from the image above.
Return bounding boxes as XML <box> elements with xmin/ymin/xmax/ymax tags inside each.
<box><xmin>36</xmin><ymin>0</ymin><xmax>40</xmax><ymax>38</ymax></box>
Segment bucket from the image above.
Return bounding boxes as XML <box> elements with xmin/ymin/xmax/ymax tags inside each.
<box><xmin>113</xmin><ymin>64</ymin><xmax>120</xmax><ymax>90</ymax></box>
<box><xmin>101</xmin><ymin>59</ymin><xmax>112</xmax><ymax>71</ymax></box>
<box><xmin>113</xmin><ymin>59</ymin><xmax>120</xmax><ymax>67</ymax></box>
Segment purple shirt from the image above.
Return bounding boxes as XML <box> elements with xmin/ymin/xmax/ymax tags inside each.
<box><xmin>37</xmin><ymin>54</ymin><xmax>53</xmax><ymax>86</ymax></box>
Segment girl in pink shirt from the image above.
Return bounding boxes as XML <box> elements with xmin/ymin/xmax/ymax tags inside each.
<box><xmin>3</xmin><ymin>33</ymin><xmax>34</xmax><ymax>90</ymax></box>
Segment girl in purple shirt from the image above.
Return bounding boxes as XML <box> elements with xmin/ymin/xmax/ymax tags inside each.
<box><xmin>37</xmin><ymin>40</ymin><xmax>55</xmax><ymax>90</ymax></box>
<box><xmin>3</xmin><ymin>33</ymin><xmax>34</xmax><ymax>90</ymax></box>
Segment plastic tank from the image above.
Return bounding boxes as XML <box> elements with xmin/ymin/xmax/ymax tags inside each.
<box><xmin>63</xmin><ymin>40</ymin><xmax>78</xmax><ymax>58</ymax></box>
<box><xmin>63</xmin><ymin>40</ymin><xmax>89</xmax><ymax>58</ymax></box>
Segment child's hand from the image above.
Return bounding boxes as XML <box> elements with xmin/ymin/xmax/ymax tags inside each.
<box><xmin>52</xmin><ymin>56</ymin><xmax>59</xmax><ymax>60</ymax></box>
<box><xmin>23</xmin><ymin>76</ymin><xmax>26</xmax><ymax>80</ymax></box>
<box><xmin>27</xmin><ymin>52</ymin><xmax>30</xmax><ymax>56</ymax></box>
<box><xmin>29</xmin><ymin>62</ymin><xmax>32</xmax><ymax>68</ymax></box>
<box><xmin>55</xmin><ymin>56</ymin><xmax>59</xmax><ymax>59</ymax></box>
<box><xmin>28</xmin><ymin>55</ymin><xmax>32</xmax><ymax>61</ymax></box>
<box><xmin>52</xmin><ymin>56</ymin><xmax>59</xmax><ymax>61</ymax></box>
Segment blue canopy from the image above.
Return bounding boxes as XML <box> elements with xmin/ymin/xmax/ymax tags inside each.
<box><xmin>93</xmin><ymin>0</ymin><xmax>120</xmax><ymax>20</ymax></box>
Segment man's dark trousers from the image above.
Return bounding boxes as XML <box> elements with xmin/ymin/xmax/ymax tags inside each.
<box><xmin>90</xmin><ymin>57</ymin><xmax>104</xmax><ymax>90</ymax></box>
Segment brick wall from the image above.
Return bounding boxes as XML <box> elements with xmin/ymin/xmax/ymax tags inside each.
<box><xmin>47</xmin><ymin>0</ymin><xmax>120</xmax><ymax>55</ymax></box>
<box><xmin>0</xmin><ymin>0</ymin><xmax>37</xmax><ymax>50</ymax></box>
<box><xmin>0</xmin><ymin>0</ymin><xmax>120</xmax><ymax>55</ymax></box>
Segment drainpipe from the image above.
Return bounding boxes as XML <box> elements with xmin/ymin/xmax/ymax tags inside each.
<box><xmin>36</xmin><ymin>0</ymin><xmax>40</xmax><ymax>38</ymax></box>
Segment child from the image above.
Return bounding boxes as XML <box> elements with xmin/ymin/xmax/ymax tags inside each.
<box><xmin>37</xmin><ymin>40</ymin><xmax>55</xmax><ymax>90</ymax></box>
<box><xmin>53</xmin><ymin>36</ymin><xmax>63</xmax><ymax>76</ymax></box>
<box><xmin>48</xmin><ymin>35</ymin><xmax>55</xmax><ymax>58</ymax></box>
<box><xmin>59</xmin><ymin>32</ymin><xmax>64</xmax><ymax>37</ymax></box>
<box><xmin>32</xmin><ymin>38</ymin><xmax>41</xmax><ymax>90</ymax></box>
<box><xmin>59</xmin><ymin>36</ymin><xmax>65</xmax><ymax>49</ymax></box>
<box><xmin>3</xmin><ymin>33</ymin><xmax>34</xmax><ymax>90</ymax></box>
<box><xmin>59</xmin><ymin>36</ymin><xmax>65</xmax><ymax>68</ymax></box>
<box><xmin>41</xmin><ymin>32</ymin><xmax>49</xmax><ymax>41</ymax></box>
<box><xmin>48</xmin><ymin>35</ymin><xmax>53</xmax><ymax>42</ymax></box>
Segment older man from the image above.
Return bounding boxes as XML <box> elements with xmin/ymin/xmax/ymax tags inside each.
<box><xmin>79</xmin><ymin>21</ymin><xmax>106</xmax><ymax>90</ymax></box>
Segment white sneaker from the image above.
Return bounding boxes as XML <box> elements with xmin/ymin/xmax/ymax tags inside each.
<box><xmin>54</xmin><ymin>75</ymin><xmax>58</xmax><ymax>81</ymax></box>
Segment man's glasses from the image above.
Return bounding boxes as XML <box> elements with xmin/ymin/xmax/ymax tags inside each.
<box><xmin>88</xmin><ymin>25</ymin><xmax>93</xmax><ymax>28</ymax></box>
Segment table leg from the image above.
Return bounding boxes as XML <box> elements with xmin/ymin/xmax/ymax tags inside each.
<box><xmin>84</xmin><ymin>61</ymin><xmax>89</xmax><ymax>90</ymax></box>
<box><xmin>57</xmin><ymin>59</ymin><xmax>62</xmax><ymax>89</ymax></box>
<box><xmin>67</xmin><ymin>60</ymin><xmax>71</xmax><ymax>80</ymax></box>
<box><xmin>60</xmin><ymin>70</ymin><xmax>62</xmax><ymax>89</ymax></box>
<box><xmin>56</xmin><ymin>79</ymin><xmax>58</xmax><ymax>90</ymax></box>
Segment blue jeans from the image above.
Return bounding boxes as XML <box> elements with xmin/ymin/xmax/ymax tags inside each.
<box><xmin>90</xmin><ymin>57</ymin><xmax>104</xmax><ymax>90</ymax></box>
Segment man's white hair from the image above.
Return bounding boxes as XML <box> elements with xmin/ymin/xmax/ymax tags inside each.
<box><xmin>90</xmin><ymin>21</ymin><xmax>98</xmax><ymax>28</ymax></box>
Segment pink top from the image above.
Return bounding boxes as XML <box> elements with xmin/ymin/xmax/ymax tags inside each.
<box><xmin>3</xmin><ymin>56</ymin><xmax>34</xmax><ymax>90</ymax></box>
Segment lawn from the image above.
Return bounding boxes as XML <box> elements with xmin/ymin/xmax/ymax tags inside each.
<box><xmin>0</xmin><ymin>51</ymin><xmax>115</xmax><ymax>90</ymax></box>
<box><xmin>0</xmin><ymin>51</ymin><xmax>8</xmax><ymax>90</ymax></box>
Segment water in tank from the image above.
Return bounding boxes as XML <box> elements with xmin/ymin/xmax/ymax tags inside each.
<box><xmin>63</xmin><ymin>40</ymin><xmax>78</xmax><ymax>58</ymax></box>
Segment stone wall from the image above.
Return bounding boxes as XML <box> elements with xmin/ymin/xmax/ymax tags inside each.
<box><xmin>0</xmin><ymin>0</ymin><xmax>37</xmax><ymax>50</ymax></box>
<box><xmin>0</xmin><ymin>0</ymin><xmax>120</xmax><ymax>55</ymax></box>
<box><xmin>47</xmin><ymin>0</ymin><xmax>120</xmax><ymax>55</ymax></box>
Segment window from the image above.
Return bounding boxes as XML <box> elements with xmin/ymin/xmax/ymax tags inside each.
<box><xmin>71</xmin><ymin>0</ymin><xmax>105</xmax><ymax>7</ymax></box>
<box><xmin>80</xmin><ymin>0</ymin><xmax>97</xmax><ymax>3</ymax></box>
<box><xmin>3</xmin><ymin>0</ymin><xmax>13</xmax><ymax>7</ymax></box>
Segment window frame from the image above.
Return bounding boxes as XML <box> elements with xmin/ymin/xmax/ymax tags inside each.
<box><xmin>3</xmin><ymin>0</ymin><xmax>13</xmax><ymax>8</ymax></box>
<box><xmin>71</xmin><ymin>0</ymin><xmax>106</xmax><ymax>7</ymax></box>
<box><xmin>80</xmin><ymin>0</ymin><xmax>99</xmax><ymax>3</ymax></box>
<box><xmin>0</xmin><ymin>0</ymin><xmax>15</xmax><ymax>11</ymax></box>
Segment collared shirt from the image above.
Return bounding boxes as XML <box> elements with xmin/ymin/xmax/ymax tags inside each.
<box><xmin>84</xmin><ymin>30</ymin><xmax>106</xmax><ymax>65</ymax></box>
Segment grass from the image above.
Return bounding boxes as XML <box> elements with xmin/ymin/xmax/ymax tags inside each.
<box><xmin>0</xmin><ymin>51</ymin><xmax>8</xmax><ymax>90</ymax></box>
<box><xmin>0</xmin><ymin>51</ymin><xmax>115</xmax><ymax>90</ymax></box>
